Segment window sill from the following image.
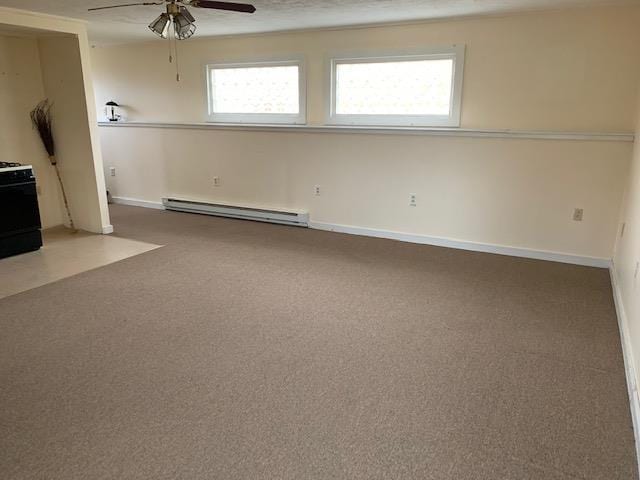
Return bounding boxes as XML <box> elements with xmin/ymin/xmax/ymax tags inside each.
<box><xmin>97</xmin><ymin>121</ymin><xmax>634</xmax><ymax>142</ymax></box>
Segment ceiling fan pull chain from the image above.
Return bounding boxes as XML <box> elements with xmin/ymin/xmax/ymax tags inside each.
<box><xmin>175</xmin><ymin>36</ymin><xmax>181</xmax><ymax>82</ymax></box>
<box><xmin>168</xmin><ymin>19</ymin><xmax>174</xmax><ymax>64</ymax></box>
<box><xmin>88</xmin><ymin>0</ymin><xmax>255</xmax><ymax>81</ymax></box>
<box><xmin>167</xmin><ymin>18</ymin><xmax>180</xmax><ymax>82</ymax></box>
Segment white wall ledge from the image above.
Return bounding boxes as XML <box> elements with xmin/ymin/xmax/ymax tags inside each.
<box><xmin>97</xmin><ymin>121</ymin><xmax>635</xmax><ymax>142</ymax></box>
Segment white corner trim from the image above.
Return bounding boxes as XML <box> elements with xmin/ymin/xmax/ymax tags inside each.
<box><xmin>111</xmin><ymin>196</ymin><xmax>164</xmax><ymax>210</ymax></box>
<box><xmin>309</xmin><ymin>221</ymin><xmax>611</xmax><ymax>268</ymax></box>
<box><xmin>609</xmin><ymin>264</ymin><xmax>640</xmax><ymax>476</ymax></box>
<box><xmin>102</xmin><ymin>224</ymin><xmax>114</xmax><ymax>234</ymax></box>
<box><xmin>0</xmin><ymin>5</ymin><xmax>89</xmax><ymax>25</ymax></box>
<box><xmin>97</xmin><ymin>121</ymin><xmax>635</xmax><ymax>143</ymax></box>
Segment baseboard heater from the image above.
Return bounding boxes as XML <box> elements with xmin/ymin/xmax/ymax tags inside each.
<box><xmin>162</xmin><ymin>198</ymin><xmax>309</xmax><ymax>227</ymax></box>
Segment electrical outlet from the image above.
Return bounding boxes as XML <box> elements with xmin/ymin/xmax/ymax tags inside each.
<box><xmin>109</xmin><ymin>167</ymin><xmax>116</xmax><ymax>177</ymax></box>
<box><xmin>572</xmin><ymin>208</ymin><xmax>583</xmax><ymax>222</ymax></box>
<box><xmin>409</xmin><ymin>194</ymin><xmax>417</xmax><ymax>207</ymax></box>
<box><xmin>213</xmin><ymin>176</ymin><xmax>221</xmax><ymax>187</ymax></box>
<box><xmin>314</xmin><ymin>185</ymin><xmax>321</xmax><ymax>196</ymax></box>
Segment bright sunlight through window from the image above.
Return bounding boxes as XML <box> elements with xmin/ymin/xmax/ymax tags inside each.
<box><xmin>329</xmin><ymin>47</ymin><xmax>464</xmax><ymax>127</ymax></box>
<box><xmin>336</xmin><ymin>59</ymin><xmax>453</xmax><ymax>116</ymax></box>
<box><xmin>207</xmin><ymin>60</ymin><xmax>305</xmax><ymax>124</ymax></box>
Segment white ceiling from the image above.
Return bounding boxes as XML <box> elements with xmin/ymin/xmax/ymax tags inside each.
<box><xmin>0</xmin><ymin>0</ymin><xmax>638</xmax><ymax>44</ymax></box>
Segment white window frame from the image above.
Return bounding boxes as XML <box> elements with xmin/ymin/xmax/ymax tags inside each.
<box><xmin>327</xmin><ymin>45</ymin><xmax>465</xmax><ymax>127</ymax></box>
<box><xmin>205</xmin><ymin>58</ymin><xmax>306</xmax><ymax>125</ymax></box>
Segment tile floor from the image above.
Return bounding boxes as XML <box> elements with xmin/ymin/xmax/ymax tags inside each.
<box><xmin>0</xmin><ymin>226</ymin><xmax>160</xmax><ymax>300</ymax></box>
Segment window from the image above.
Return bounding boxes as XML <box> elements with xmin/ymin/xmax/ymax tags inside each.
<box><xmin>206</xmin><ymin>59</ymin><xmax>305</xmax><ymax>124</ymax></box>
<box><xmin>328</xmin><ymin>46</ymin><xmax>465</xmax><ymax>127</ymax></box>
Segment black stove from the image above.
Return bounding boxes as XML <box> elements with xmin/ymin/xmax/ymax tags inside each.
<box><xmin>0</xmin><ymin>161</ymin><xmax>23</xmax><ymax>168</ymax></box>
<box><xmin>0</xmin><ymin>163</ymin><xmax>43</xmax><ymax>259</ymax></box>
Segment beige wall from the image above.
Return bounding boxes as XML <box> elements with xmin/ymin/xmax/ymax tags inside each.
<box><xmin>93</xmin><ymin>7</ymin><xmax>640</xmax><ymax>130</ymax></box>
<box><xmin>614</xmin><ymin>83</ymin><xmax>640</xmax><ymax>406</ymax></box>
<box><xmin>93</xmin><ymin>6</ymin><xmax>640</xmax><ymax>261</ymax></box>
<box><xmin>0</xmin><ymin>7</ymin><xmax>111</xmax><ymax>234</ymax></box>
<box><xmin>0</xmin><ymin>35</ymin><xmax>63</xmax><ymax>228</ymax></box>
<box><xmin>38</xmin><ymin>35</ymin><xmax>107</xmax><ymax>233</ymax></box>
<box><xmin>100</xmin><ymin>126</ymin><xmax>630</xmax><ymax>260</ymax></box>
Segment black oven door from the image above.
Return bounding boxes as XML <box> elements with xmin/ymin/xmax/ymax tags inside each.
<box><xmin>0</xmin><ymin>180</ymin><xmax>42</xmax><ymax>238</ymax></box>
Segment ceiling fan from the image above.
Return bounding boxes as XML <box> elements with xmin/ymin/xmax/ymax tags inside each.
<box><xmin>88</xmin><ymin>1</ymin><xmax>256</xmax><ymax>80</ymax></box>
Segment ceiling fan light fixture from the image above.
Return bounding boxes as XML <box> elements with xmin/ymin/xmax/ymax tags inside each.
<box><xmin>148</xmin><ymin>12</ymin><xmax>170</xmax><ymax>38</ymax></box>
<box><xmin>174</xmin><ymin>7</ymin><xmax>197</xmax><ymax>40</ymax></box>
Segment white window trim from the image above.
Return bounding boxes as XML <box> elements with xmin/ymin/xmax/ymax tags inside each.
<box><xmin>326</xmin><ymin>45</ymin><xmax>465</xmax><ymax>128</ymax></box>
<box><xmin>205</xmin><ymin>57</ymin><xmax>306</xmax><ymax>125</ymax></box>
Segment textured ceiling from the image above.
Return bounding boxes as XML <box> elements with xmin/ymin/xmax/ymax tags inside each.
<box><xmin>0</xmin><ymin>0</ymin><xmax>638</xmax><ymax>44</ymax></box>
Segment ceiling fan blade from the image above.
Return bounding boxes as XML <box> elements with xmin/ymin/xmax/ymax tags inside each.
<box><xmin>88</xmin><ymin>2</ymin><xmax>163</xmax><ymax>12</ymax></box>
<box><xmin>190</xmin><ymin>0</ymin><xmax>256</xmax><ymax>13</ymax></box>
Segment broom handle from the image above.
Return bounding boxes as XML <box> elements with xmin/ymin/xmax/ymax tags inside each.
<box><xmin>51</xmin><ymin>158</ymin><xmax>75</xmax><ymax>231</ymax></box>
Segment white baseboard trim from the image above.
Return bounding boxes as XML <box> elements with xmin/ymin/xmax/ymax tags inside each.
<box><xmin>309</xmin><ymin>221</ymin><xmax>611</xmax><ymax>268</ymax></box>
<box><xmin>110</xmin><ymin>197</ymin><xmax>610</xmax><ymax>268</ymax></box>
<box><xmin>111</xmin><ymin>196</ymin><xmax>164</xmax><ymax>210</ymax></box>
<box><xmin>609</xmin><ymin>265</ymin><xmax>640</xmax><ymax>475</ymax></box>
<box><xmin>102</xmin><ymin>224</ymin><xmax>114</xmax><ymax>234</ymax></box>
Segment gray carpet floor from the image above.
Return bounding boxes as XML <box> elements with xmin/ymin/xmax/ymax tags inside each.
<box><xmin>0</xmin><ymin>204</ymin><xmax>637</xmax><ymax>479</ymax></box>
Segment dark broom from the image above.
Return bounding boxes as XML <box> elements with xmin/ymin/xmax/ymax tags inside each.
<box><xmin>30</xmin><ymin>100</ymin><xmax>75</xmax><ymax>231</ymax></box>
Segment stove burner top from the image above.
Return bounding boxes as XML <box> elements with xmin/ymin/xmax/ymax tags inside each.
<box><xmin>0</xmin><ymin>162</ymin><xmax>22</xmax><ymax>168</ymax></box>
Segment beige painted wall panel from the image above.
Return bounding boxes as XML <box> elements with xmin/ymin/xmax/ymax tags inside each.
<box><xmin>100</xmin><ymin>126</ymin><xmax>630</xmax><ymax>259</ymax></box>
<box><xmin>92</xmin><ymin>6</ymin><xmax>640</xmax><ymax>131</ymax></box>
<box><xmin>38</xmin><ymin>36</ymin><xmax>105</xmax><ymax>233</ymax></box>
<box><xmin>0</xmin><ymin>35</ymin><xmax>63</xmax><ymax>228</ymax></box>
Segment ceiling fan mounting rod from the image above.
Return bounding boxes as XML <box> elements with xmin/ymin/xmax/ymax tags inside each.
<box><xmin>166</xmin><ymin>1</ymin><xmax>180</xmax><ymax>16</ymax></box>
